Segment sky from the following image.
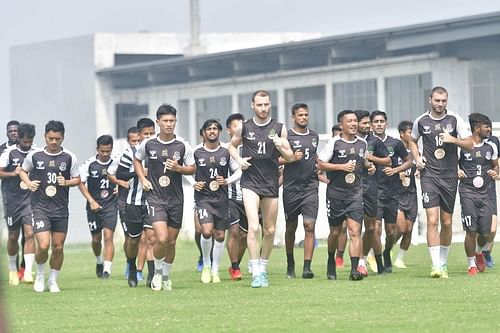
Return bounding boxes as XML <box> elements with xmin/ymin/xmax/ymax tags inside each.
<box><xmin>2</xmin><ymin>0</ymin><xmax>500</xmax><ymax>129</ymax></box>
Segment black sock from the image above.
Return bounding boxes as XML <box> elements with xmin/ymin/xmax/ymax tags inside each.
<box><xmin>350</xmin><ymin>257</ymin><xmax>359</xmax><ymax>271</ymax></box>
<box><xmin>375</xmin><ymin>255</ymin><xmax>384</xmax><ymax>271</ymax></box>
<box><xmin>147</xmin><ymin>260</ymin><xmax>154</xmax><ymax>278</ymax></box>
<box><xmin>287</xmin><ymin>253</ymin><xmax>295</xmax><ymax>266</ymax></box>
<box><xmin>303</xmin><ymin>260</ymin><xmax>311</xmax><ymax>270</ymax></box>
<box><xmin>127</xmin><ymin>257</ymin><xmax>137</xmax><ymax>270</ymax></box>
<box><xmin>231</xmin><ymin>262</ymin><xmax>240</xmax><ymax>270</ymax></box>
<box><xmin>336</xmin><ymin>250</ymin><xmax>344</xmax><ymax>258</ymax></box>
<box><xmin>327</xmin><ymin>251</ymin><xmax>335</xmax><ymax>266</ymax></box>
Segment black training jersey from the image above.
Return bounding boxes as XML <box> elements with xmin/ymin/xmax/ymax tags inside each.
<box><xmin>80</xmin><ymin>156</ymin><xmax>117</xmax><ymax>210</ymax></box>
<box><xmin>135</xmin><ymin>135</ymin><xmax>194</xmax><ymax>206</ymax></box>
<box><xmin>318</xmin><ymin>135</ymin><xmax>367</xmax><ymax>200</ymax></box>
<box><xmin>194</xmin><ymin>144</ymin><xmax>238</xmax><ymax>206</ymax></box>
<box><xmin>22</xmin><ymin>147</ymin><xmax>79</xmax><ymax>217</ymax></box>
<box><xmin>412</xmin><ymin>110</ymin><xmax>471</xmax><ymax>178</ymax></box>
<box><xmin>0</xmin><ymin>145</ymin><xmax>33</xmax><ymax>217</ymax></box>
<box><xmin>459</xmin><ymin>141</ymin><xmax>498</xmax><ymax>197</ymax></box>
<box><xmin>107</xmin><ymin>158</ymin><xmax>127</xmax><ymax>204</ymax></box>
<box><xmin>283</xmin><ymin>128</ymin><xmax>319</xmax><ymax>192</ymax></box>
<box><xmin>228</xmin><ymin>145</ymin><xmax>243</xmax><ymax>202</ymax></box>
<box><xmin>0</xmin><ymin>142</ymin><xmax>14</xmax><ymax>157</ymax></box>
<box><xmin>240</xmin><ymin>118</ymin><xmax>283</xmax><ymax>191</ymax></box>
<box><xmin>118</xmin><ymin>146</ymin><xmax>148</xmax><ymax>206</ymax></box>
<box><xmin>486</xmin><ymin>136</ymin><xmax>500</xmax><ymax>155</ymax></box>
<box><xmin>376</xmin><ymin>135</ymin><xmax>409</xmax><ymax>197</ymax></box>
<box><xmin>400</xmin><ymin>149</ymin><xmax>417</xmax><ymax>194</ymax></box>
<box><xmin>361</xmin><ymin>133</ymin><xmax>389</xmax><ymax>193</ymax></box>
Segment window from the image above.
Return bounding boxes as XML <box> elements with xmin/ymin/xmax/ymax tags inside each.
<box><xmin>285</xmin><ymin>86</ymin><xmax>326</xmax><ymax>133</ymax></box>
<box><xmin>195</xmin><ymin>96</ymin><xmax>232</xmax><ymax>142</ymax></box>
<box><xmin>115</xmin><ymin>104</ymin><xmax>149</xmax><ymax>139</ymax></box>
<box><xmin>333</xmin><ymin>79</ymin><xmax>377</xmax><ymax>116</ymax></box>
<box><xmin>470</xmin><ymin>64</ymin><xmax>500</xmax><ymax>122</ymax></box>
<box><xmin>176</xmin><ymin>99</ymin><xmax>190</xmax><ymax>142</ymax></box>
<box><xmin>238</xmin><ymin>90</ymin><xmax>278</xmax><ymax>120</ymax></box>
<box><xmin>385</xmin><ymin>73</ymin><xmax>432</xmax><ymax>126</ymax></box>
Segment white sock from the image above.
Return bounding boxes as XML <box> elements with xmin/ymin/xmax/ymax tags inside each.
<box><xmin>154</xmin><ymin>257</ymin><xmax>165</xmax><ymax>273</ymax></box>
<box><xmin>428</xmin><ymin>246</ymin><xmax>440</xmax><ymax>269</ymax></box>
<box><xmin>24</xmin><ymin>253</ymin><xmax>35</xmax><ymax>275</ymax></box>
<box><xmin>8</xmin><ymin>255</ymin><xmax>17</xmax><ymax>272</ymax></box>
<box><xmin>103</xmin><ymin>261</ymin><xmax>112</xmax><ymax>274</ymax></box>
<box><xmin>249</xmin><ymin>259</ymin><xmax>260</xmax><ymax>277</ymax></box>
<box><xmin>162</xmin><ymin>262</ymin><xmax>173</xmax><ymax>280</ymax></box>
<box><xmin>358</xmin><ymin>257</ymin><xmax>366</xmax><ymax>267</ymax></box>
<box><xmin>37</xmin><ymin>263</ymin><xmax>46</xmax><ymax>276</ymax></box>
<box><xmin>96</xmin><ymin>255</ymin><xmax>104</xmax><ymax>265</ymax></box>
<box><xmin>396</xmin><ymin>249</ymin><xmax>407</xmax><ymax>262</ymax></box>
<box><xmin>259</xmin><ymin>258</ymin><xmax>269</xmax><ymax>273</ymax></box>
<box><xmin>467</xmin><ymin>257</ymin><xmax>476</xmax><ymax>268</ymax></box>
<box><xmin>440</xmin><ymin>245</ymin><xmax>450</xmax><ymax>266</ymax></box>
<box><xmin>200</xmin><ymin>236</ymin><xmax>212</xmax><ymax>268</ymax></box>
<box><xmin>211</xmin><ymin>240</ymin><xmax>225</xmax><ymax>274</ymax></box>
<box><xmin>48</xmin><ymin>269</ymin><xmax>59</xmax><ymax>283</ymax></box>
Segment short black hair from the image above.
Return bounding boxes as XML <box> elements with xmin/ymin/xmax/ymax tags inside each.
<box><xmin>136</xmin><ymin>118</ymin><xmax>155</xmax><ymax>131</ymax></box>
<box><xmin>96</xmin><ymin>134</ymin><xmax>113</xmax><ymax>148</ymax></box>
<box><xmin>45</xmin><ymin>120</ymin><xmax>65</xmax><ymax>135</ymax></box>
<box><xmin>370</xmin><ymin>110</ymin><xmax>387</xmax><ymax>122</ymax></box>
<box><xmin>397</xmin><ymin>121</ymin><xmax>413</xmax><ymax>133</ymax></box>
<box><xmin>291</xmin><ymin>103</ymin><xmax>308</xmax><ymax>115</ymax></box>
<box><xmin>331</xmin><ymin>124</ymin><xmax>341</xmax><ymax>135</ymax></box>
<box><xmin>225</xmin><ymin>113</ymin><xmax>245</xmax><ymax>128</ymax></box>
<box><xmin>156</xmin><ymin>104</ymin><xmax>177</xmax><ymax>119</ymax></box>
<box><xmin>18</xmin><ymin>123</ymin><xmax>35</xmax><ymax>140</ymax></box>
<box><xmin>354</xmin><ymin>110</ymin><xmax>370</xmax><ymax>122</ymax></box>
<box><xmin>6</xmin><ymin>120</ymin><xmax>19</xmax><ymax>128</ymax></box>
<box><xmin>469</xmin><ymin>113</ymin><xmax>491</xmax><ymax>132</ymax></box>
<box><xmin>127</xmin><ymin>126</ymin><xmax>140</xmax><ymax>136</ymax></box>
<box><xmin>430</xmin><ymin>86</ymin><xmax>448</xmax><ymax>97</ymax></box>
<box><xmin>337</xmin><ymin>110</ymin><xmax>355</xmax><ymax>123</ymax></box>
<box><xmin>202</xmin><ymin>119</ymin><xmax>222</xmax><ymax>131</ymax></box>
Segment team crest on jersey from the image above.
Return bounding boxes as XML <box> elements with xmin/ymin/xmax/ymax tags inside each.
<box><xmin>246</xmin><ymin>132</ymin><xmax>256</xmax><ymax>140</ymax></box>
<box><xmin>198</xmin><ymin>158</ymin><xmax>206</xmax><ymax>166</ymax></box>
<box><xmin>59</xmin><ymin>162</ymin><xmax>67</xmax><ymax>172</ymax></box>
<box><xmin>101</xmin><ymin>169</ymin><xmax>107</xmax><ymax>175</ymax></box>
<box><xmin>293</xmin><ymin>141</ymin><xmax>302</xmax><ymax>149</ymax></box>
<box><xmin>312</xmin><ymin>138</ymin><xmax>318</xmax><ymax>148</ymax></box>
<box><xmin>91</xmin><ymin>170</ymin><xmax>99</xmax><ymax>178</ymax></box>
<box><xmin>434</xmin><ymin>124</ymin><xmax>441</xmax><ymax>131</ymax></box>
<box><xmin>209</xmin><ymin>156</ymin><xmax>216</xmax><ymax>164</ymax></box>
<box><xmin>36</xmin><ymin>161</ymin><xmax>45</xmax><ymax>169</ymax></box>
<box><xmin>12</xmin><ymin>158</ymin><xmax>20</xmax><ymax>166</ymax></box>
<box><xmin>49</xmin><ymin>160</ymin><xmax>55</xmax><ymax>167</ymax></box>
<box><xmin>358</xmin><ymin>148</ymin><xmax>365</xmax><ymax>158</ymax></box>
<box><xmin>173</xmin><ymin>151</ymin><xmax>181</xmax><ymax>161</ymax></box>
<box><xmin>149</xmin><ymin>150</ymin><xmax>158</xmax><ymax>159</ymax></box>
<box><xmin>161</xmin><ymin>149</ymin><xmax>168</xmax><ymax>157</ymax></box>
<box><xmin>388</xmin><ymin>147</ymin><xmax>394</xmax><ymax>157</ymax></box>
<box><xmin>268</xmin><ymin>129</ymin><xmax>276</xmax><ymax>139</ymax></box>
<box><xmin>338</xmin><ymin>149</ymin><xmax>347</xmax><ymax>158</ymax></box>
<box><xmin>423</xmin><ymin>126</ymin><xmax>431</xmax><ymax>134</ymax></box>
<box><xmin>349</xmin><ymin>148</ymin><xmax>356</xmax><ymax>155</ymax></box>
<box><xmin>486</xmin><ymin>151</ymin><xmax>492</xmax><ymax>160</ymax></box>
<box><xmin>463</xmin><ymin>152</ymin><xmax>472</xmax><ymax>161</ymax></box>
<box><xmin>220</xmin><ymin>157</ymin><xmax>227</xmax><ymax>166</ymax></box>
<box><xmin>444</xmin><ymin>124</ymin><xmax>454</xmax><ymax>132</ymax></box>
<box><xmin>475</xmin><ymin>151</ymin><xmax>482</xmax><ymax>158</ymax></box>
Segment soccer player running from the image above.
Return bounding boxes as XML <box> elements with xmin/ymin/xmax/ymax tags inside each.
<box><xmin>408</xmin><ymin>86</ymin><xmax>473</xmax><ymax>278</ymax></box>
<box><xmin>318</xmin><ymin>110</ymin><xmax>376</xmax><ymax>281</ymax></box>
<box><xmin>354</xmin><ymin>110</ymin><xmax>391</xmax><ymax>276</ymax></box>
<box><xmin>194</xmin><ymin>119</ymin><xmax>241</xmax><ymax>284</ymax></box>
<box><xmin>135</xmin><ymin>104</ymin><xmax>195</xmax><ymax>292</ymax></box>
<box><xmin>79</xmin><ymin>135</ymin><xmax>118</xmax><ymax>279</ymax></box>
<box><xmin>282</xmin><ymin>103</ymin><xmax>320</xmax><ymax>279</ymax></box>
<box><xmin>228</xmin><ymin>90</ymin><xmax>293</xmax><ymax>288</ymax></box>
<box><xmin>393</xmin><ymin>121</ymin><xmax>419</xmax><ymax>269</ymax></box>
<box><xmin>458</xmin><ymin>113</ymin><xmax>498</xmax><ymax>276</ymax></box>
<box><xmin>19</xmin><ymin>120</ymin><xmax>81</xmax><ymax>292</ymax></box>
<box><xmin>0</xmin><ymin>123</ymin><xmax>36</xmax><ymax>285</ymax></box>
<box><xmin>225</xmin><ymin>113</ymin><xmax>249</xmax><ymax>281</ymax></box>
<box><xmin>371</xmin><ymin>111</ymin><xmax>412</xmax><ymax>273</ymax></box>
<box><xmin>483</xmin><ymin>125</ymin><xmax>499</xmax><ymax>267</ymax></box>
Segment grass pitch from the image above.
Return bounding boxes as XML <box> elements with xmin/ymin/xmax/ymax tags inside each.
<box><xmin>2</xmin><ymin>241</ymin><xmax>500</xmax><ymax>332</ymax></box>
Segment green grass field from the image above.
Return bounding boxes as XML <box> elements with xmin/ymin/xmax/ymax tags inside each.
<box><xmin>2</xmin><ymin>241</ymin><xmax>500</xmax><ymax>332</ymax></box>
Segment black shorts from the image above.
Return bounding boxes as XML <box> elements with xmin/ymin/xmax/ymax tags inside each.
<box><xmin>490</xmin><ymin>184</ymin><xmax>498</xmax><ymax>216</ymax></box>
<box><xmin>32</xmin><ymin>211</ymin><xmax>68</xmax><ymax>234</ymax></box>
<box><xmin>376</xmin><ymin>196</ymin><xmax>399</xmax><ymax>224</ymax></box>
<box><xmin>460</xmin><ymin>194</ymin><xmax>492</xmax><ymax>234</ymax></box>
<box><xmin>5</xmin><ymin>214</ymin><xmax>31</xmax><ymax>232</ymax></box>
<box><xmin>125</xmin><ymin>204</ymin><xmax>150</xmax><ymax>238</ymax></box>
<box><xmin>242</xmin><ymin>185</ymin><xmax>279</xmax><ymax>198</ymax></box>
<box><xmin>86</xmin><ymin>206</ymin><xmax>118</xmax><ymax>235</ymax></box>
<box><xmin>196</xmin><ymin>201</ymin><xmax>229</xmax><ymax>231</ymax></box>
<box><xmin>283</xmin><ymin>189</ymin><xmax>319</xmax><ymax>222</ymax></box>
<box><xmin>398</xmin><ymin>191</ymin><xmax>418</xmax><ymax>223</ymax></box>
<box><xmin>327</xmin><ymin>197</ymin><xmax>363</xmax><ymax>226</ymax></box>
<box><xmin>363</xmin><ymin>190</ymin><xmax>378</xmax><ymax>217</ymax></box>
<box><xmin>420</xmin><ymin>176</ymin><xmax>457</xmax><ymax>213</ymax></box>
<box><xmin>148</xmin><ymin>202</ymin><xmax>184</xmax><ymax>229</ymax></box>
<box><xmin>229</xmin><ymin>200</ymin><xmax>248</xmax><ymax>232</ymax></box>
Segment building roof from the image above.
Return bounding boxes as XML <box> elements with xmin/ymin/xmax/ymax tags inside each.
<box><xmin>97</xmin><ymin>11</ymin><xmax>500</xmax><ymax>89</ymax></box>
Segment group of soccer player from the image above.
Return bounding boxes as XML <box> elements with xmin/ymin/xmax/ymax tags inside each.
<box><xmin>1</xmin><ymin>86</ymin><xmax>498</xmax><ymax>293</ymax></box>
